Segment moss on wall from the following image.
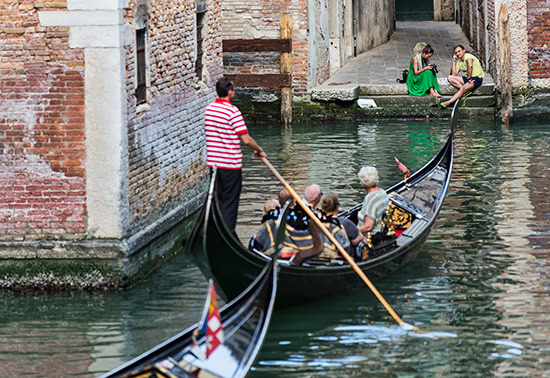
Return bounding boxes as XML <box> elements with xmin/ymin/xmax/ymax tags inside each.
<box><xmin>0</xmin><ymin>211</ymin><xmax>201</xmax><ymax>292</ymax></box>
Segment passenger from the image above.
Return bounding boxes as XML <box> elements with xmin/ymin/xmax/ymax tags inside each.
<box><xmin>303</xmin><ymin>184</ymin><xmax>323</xmax><ymax>210</ymax></box>
<box><xmin>251</xmin><ymin>186</ymin><xmax>325</xmax><ymax>264</ymax></box>
<box><xmin>315</xmin><ymin>194</ymin><xmax>353</xmax><ymax>259</ymax></box>
<box><xmin>406</xmin><ymin>43</ymin><xmax>442</xmax><ymax>98</ymax></box>
<box><xmin>277</xmin><ymin>188</ymin><xmax>295</xmax><ymax>208</ymax></box>
<box><xmin>357</xmin><ymin>166</ymin><xmax>389</xmax><ymax>237</ymax></box>
<box><xmin>320</xmin><ymin>194</ymin><xmax>364</xmax><ymax>249</ymax></box>
<box><xmin>289</xmin><ymin>222</ymin><xmax>323</xmax><ymax>265</ymax></box>
<box><xmin>263</xmin><ymin>199</ymin><xmax>279</xmax><ymax>215</ymax></box>
<box><xmin>249</xmin><ymin>203</ymin><xmax>322</xmax><ymax>264</ymax></box>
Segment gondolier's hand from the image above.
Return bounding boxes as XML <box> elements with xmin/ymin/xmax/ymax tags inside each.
<box><xmin>254</xmin><ymin>148</ymin><xmax>267</xmax><ymax>159</ymax></box>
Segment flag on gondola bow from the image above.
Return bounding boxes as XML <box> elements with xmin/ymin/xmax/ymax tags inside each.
<box><xmin>198</xmin><ymin>281</ymin><xmax>224</xmax><ymax>358</ymax></box>
<box><xmin>394</xmin><ymin>157</ymin><xmax>411</xmax><ymax>177</ymax></box>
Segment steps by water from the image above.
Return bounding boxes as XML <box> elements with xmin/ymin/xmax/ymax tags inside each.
<box><xmin>312</xmin><ymin>82</ymin><xmax>496</xmax><ymax>119</ymax></box>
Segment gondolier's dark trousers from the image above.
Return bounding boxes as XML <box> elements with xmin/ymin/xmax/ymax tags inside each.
<box><xmin>211</xmin><ymin>168</ymin><xmax>242</xmax><ymax>233</ymax></box>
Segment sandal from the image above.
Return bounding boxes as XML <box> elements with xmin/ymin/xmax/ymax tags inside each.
<box><xmin>439</xmin><ymin>103</ymin><xmax>448</xmax><ymax>109</ymax></box>
<box><xmin>462</xmin><ymin>91</ymin><xmax>472</xmax><ymax>98</ymax></box>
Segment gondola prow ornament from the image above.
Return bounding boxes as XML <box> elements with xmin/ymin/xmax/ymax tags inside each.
<box><xmin>394</xmin><ymin>157</ymin><xmax>411</xmax><ymax>188</ymax></box>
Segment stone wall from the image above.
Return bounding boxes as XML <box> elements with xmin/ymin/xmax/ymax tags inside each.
<box><xmin>124</xmin><ymin>0</ymin><xmax>221</xmax><ymax>235</ymax></box>
<box><xmin>441</xmin><ymin>0</ymin><xmax>455</xmax><ymax>21</ymax></box>
<box><xmin>459</xmin><ymin>0</ymin><xmax>550</xmax><ymax>115</ymax></box>
<box><xmin>0</xmin><ymin>0</ymin><xmax>222</xmax><ymax>288</ymax></box>
<box><xmin>0</xmin><ymin>1</ymin><xmax>87</xmax><ymax>241</ymax></box>
<box><xmin>355</xmin><ymin>0</ymin><xmax>394</xmax><ymax>54</ymax></box>
<box><xmin>308</xmin><ymin>0</ymin><xmax>330</xmax><ymax>88</ymax></box>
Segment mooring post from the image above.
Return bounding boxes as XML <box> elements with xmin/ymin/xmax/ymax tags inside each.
<box><xmin>498</xmin><ymin>4</ymin><xmax>512</xmax><ymax>127</ymax></box>
<box><xmin>280</xmin><ymin>13</ymin><xmax>292</xmax><ymax>126</ymax></box>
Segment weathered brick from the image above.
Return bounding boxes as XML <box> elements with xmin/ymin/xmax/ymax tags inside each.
<box><xmin>0</xmin><ymin>1</ymin><xmax>86</xmax><ymax>241</ymax></box>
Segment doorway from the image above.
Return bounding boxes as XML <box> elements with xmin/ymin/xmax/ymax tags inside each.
<box><xmin>395</xmin><ymin>0</ymin><xmax>434</xmax><ymax>20</ymax></box>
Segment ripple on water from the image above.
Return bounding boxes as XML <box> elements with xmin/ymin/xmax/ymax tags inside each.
<box><xmin>3</xmin><ymin>121</ymin><xmax>550</xmax><ymax>376</ymax></box>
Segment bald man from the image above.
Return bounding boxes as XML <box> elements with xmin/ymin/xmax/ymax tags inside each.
<box><xmin>304</xmin><ymin>184</ymin><xmax>323</xmax><ymax>209</ymax></box>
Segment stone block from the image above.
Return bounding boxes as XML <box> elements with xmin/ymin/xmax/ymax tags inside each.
<box><xmin>311</xmin><ymin>85</ymin><xmax>359</xmax><ymax>101</ymax></box>
<box><xmin>38</xmin><ymin>10</ymin><xmax>123</xmax><ymax>27</ymax></box>
<box><xmin>69</xmin><ymin>25</ymin><xmax>133</xmax><ymax>48</ymax></box>
<box><xmin>68</xmin><ymin>0</ymin><xmax>129</xmax><ymax>11</ymax></box>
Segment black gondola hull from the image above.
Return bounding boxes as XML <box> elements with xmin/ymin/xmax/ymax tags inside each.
<box><xmin>187</xmin><ymin>133</ymin><xmax>453</xmax><ymax>309</ymax></box>
<box><xmin>102</xmin><ymin>244</ymin><xmax>279</xmax><ymax>378</ymax></box>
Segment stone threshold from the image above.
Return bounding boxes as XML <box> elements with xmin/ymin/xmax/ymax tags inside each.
<box><xmin>311</xmin><ymin>82</ymin><xmax>495</xmax><ymax>102</ymax></box>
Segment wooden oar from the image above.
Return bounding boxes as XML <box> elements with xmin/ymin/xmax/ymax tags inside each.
<box><xmin>262</xmin><ymin>157</ymin><xmax>420</xmax><ymax>332</ymax></box>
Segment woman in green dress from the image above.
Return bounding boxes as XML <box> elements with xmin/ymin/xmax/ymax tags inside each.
<box><xmin>406</xmin><ymin>44</ymin><xmax>441</xmax><ymax>97</ymax></box>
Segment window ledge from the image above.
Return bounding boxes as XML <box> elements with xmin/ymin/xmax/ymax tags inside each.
<box><xmin>136</xmin><ymin>103</ymin><xmax>151</xmax><ymax>117</ymax></box>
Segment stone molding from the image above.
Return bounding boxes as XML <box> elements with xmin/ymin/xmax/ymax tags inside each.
<box><xmin>68</xmin><ymin>0</ymin><xmax>129</xmax><ymax>11</ymax></box>
<box><xmin>69</xmin><ymin>25</ymin><xmax>133</xmax><ymax>49</ymax></box>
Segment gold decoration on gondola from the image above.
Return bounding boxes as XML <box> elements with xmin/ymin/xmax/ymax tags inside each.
<box><xmin>365</xmin><ymin>232</ymin><xmax>373</xmax><ymax>249</ymax></box>
<box><xmin>361</xmin><ymin>243</ymin><xmax>369</xmax><ymax>260</ymax></box>
<box><xmin>382</xmin><ymin>205</ymin><xmax>396</xmax><ymax>237</ymax></box>
<box><xmin>388</xmin><ymin>203</ymin><xmax>413</xmax><ymax>229</ymax></box>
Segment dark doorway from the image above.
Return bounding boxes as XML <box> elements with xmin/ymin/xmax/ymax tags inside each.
<box><xmin>395</xmin><ymin>0</ymin><xmax>434</xmax><ymax>20</ymax></box>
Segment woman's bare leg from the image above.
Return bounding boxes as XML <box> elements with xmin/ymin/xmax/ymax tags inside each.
<box><xmin>429</xmin><ymin>87</ymin><xmax>442</xmax><ymax>98</ymax></box>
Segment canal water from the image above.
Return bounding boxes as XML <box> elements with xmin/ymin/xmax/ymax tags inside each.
<box><xmin>1</xmin><ymin>119</ymin><xmax>550</xmax><ymax>376</ymax></box>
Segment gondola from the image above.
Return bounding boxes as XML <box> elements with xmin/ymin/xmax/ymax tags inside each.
<box><xmin>101</xmin><ymin>203</ymin><xmax>293</xmax><ymax>378</ymax></box>
<box><xmin>187</xmin><ymin>105</ymin><xmax>458</xmax><ymax>309</ymax></box>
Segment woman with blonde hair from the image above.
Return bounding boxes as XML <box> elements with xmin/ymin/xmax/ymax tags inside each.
<box><xmin>406</xmin><ymin>43</ymin><xmax>441</xmax><ymax>98</ymax></box>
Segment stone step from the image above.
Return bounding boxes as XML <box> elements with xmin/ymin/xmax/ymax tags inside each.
<box><xmin>355</xmin><ymin>105</ymin><xmax>496</xmax><ymax>119</ymax></box>
<box><xmin>311</xmin><ymin>83</ymin><xmax>495</xmax><ymax>102</ymax></box>
<box><xmin>359</xmin><ymin>95</ymin><xmax>496</xmax><ymax>108</ymax></box>
<box><xmin>359</xmin><ymin>83</ymin><xmax>495</xmax><ymax>96</ymax></box>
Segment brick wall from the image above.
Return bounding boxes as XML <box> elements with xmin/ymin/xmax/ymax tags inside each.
<box><xmin>220</xmin><ymin>0</ymin><xmax>313</xmax><ymax>96</ymax></box>
<box><xmin>124</xmin><ymin>0</ymin><xmax>222</xmax><ymax>233</ymax></box>
<box><xmin>527</xmin><ymin>0</ymin><xmax>550</xmax><ymax>82</ymax></box>
<box><xmin>0</xmin><ymin>1</ymin><xmax>86</xmax><ymax>240</ymax></box>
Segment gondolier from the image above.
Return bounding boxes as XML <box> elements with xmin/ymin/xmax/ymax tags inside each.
<box><xmin>204</xmin><ymin>77</ymin><xmax>266</xmax><ymax>233</ymax></box>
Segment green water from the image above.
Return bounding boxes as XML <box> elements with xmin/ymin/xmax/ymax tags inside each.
<box><xmin>1</xmin><ymin>120</ymin><xmax>550</xmax><ymax>376</ymax></box>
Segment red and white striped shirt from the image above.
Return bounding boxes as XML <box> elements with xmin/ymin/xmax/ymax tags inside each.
<box><xmin>204</xmin><ymin>98</ymin><xmax>248</xmax><ymax>170</ymax></box>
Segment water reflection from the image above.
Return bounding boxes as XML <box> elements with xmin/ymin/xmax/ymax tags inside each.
<box><xmin>1</xmin><ymin>121</ymin><xmax>550</xmax><ymax>376</ymax></box>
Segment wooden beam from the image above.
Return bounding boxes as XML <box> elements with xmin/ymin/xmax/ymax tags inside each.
<box><xmin>498</xmin><ymin>4</ymin><xmax>512</xmax><ymax>127</ymax></box>
<box><xmin>280</xmin><ymin>13</ymin><xmax>293</xmax><ymax>126</ymax></box>
<box><xmin>226</xmin><ymin>74</ymin><xmax>291</xmax><ymax>90</ymax></box>
<box><xmin>223</xmin><ymin>39</ymin><xmax>292</xmax><ymax>53</ymax></box>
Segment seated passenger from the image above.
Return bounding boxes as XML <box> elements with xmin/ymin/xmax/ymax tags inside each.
<box><xmin>316</xmin><ymin>194</ymin><xmax>351</xmax><ymax>260</ymax></box>
<box><xmin>303</xmin><ymin>184</ymin><xmax>323</xmax><ymax>210</ymax></box>
<box><xmin>357</xmin><ymin>166</ymin><xmax>389</xmax><ymax>243</ymax></box>
<box><xmin>250</xmin><ymin>201</ymin><xmax>322</xmax><ymax>264</ymax></box>
<box><xmin>260</xmin><ymin>188</ymin><xmax>294</xmax><ymax>224</ymax></box>
<box><xmin>278</xmin><ymin>188</ymin><xmax>295</xmax><ymax>208</ymax></box>
<box><xmin>320</xmin><ymin>194</ymin><xmax>364</xmax><ymax>250</ymax></box>
<box><xmin>263</xmin><ymin>199</ymin><xmax>279</xmax><ymax>215</ymax></box>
